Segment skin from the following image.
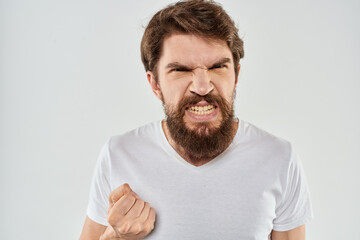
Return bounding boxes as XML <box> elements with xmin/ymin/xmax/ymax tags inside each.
<box><xmin>79</xmin><ymin>184</ymin><xmax>155</xmax><ymax>240</ymax></box>
<box><xmin>271</xmin><ymin>225</ymin><xmax>306</xmax><ymax>239</ymax></box>
<box><xmin>147</xmin><ymin>34</ymin><xmax>239</xmax><ymax>166</ymax></box>
<box><xmin>79</xmin><ymin>33</ymin><xmax>306</xmax><ymax>240</ymax></box>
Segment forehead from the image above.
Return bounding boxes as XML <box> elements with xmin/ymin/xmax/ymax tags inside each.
<box><xmin>159</xmin><ymin>34</ymin><xmax>233</xmax><ymax>67</ymax></box>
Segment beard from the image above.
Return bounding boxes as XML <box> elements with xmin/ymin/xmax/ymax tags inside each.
<box><xmin>164</xmin><ymin>92</ymin><xmax>236</xmax><ymax>163</ymax></box>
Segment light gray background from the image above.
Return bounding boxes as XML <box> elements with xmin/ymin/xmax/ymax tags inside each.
<box><xmin>1</xmin><ymin>0</ymin><xmax>359</xmax><ymax>239</ymax></box>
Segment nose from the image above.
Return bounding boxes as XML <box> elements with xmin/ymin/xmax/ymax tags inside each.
<box><xmin>189</xmin><ymin>67</ymin><xmax>214</xmax><ymax>96</ymax></box>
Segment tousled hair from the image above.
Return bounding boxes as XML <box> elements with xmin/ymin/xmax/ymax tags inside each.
<box><xmin>140</xmin><ymin>0</ymin><xmax>244</xmax><ymax>81</ymax></box>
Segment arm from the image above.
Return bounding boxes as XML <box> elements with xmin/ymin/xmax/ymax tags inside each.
<box><xmin>271</xmin><ymin>225</ymin><xmax>305</xmax><ymax>240</ymax></box>
<box><xmin>79</xmin><ymin>184</ymin><xmax>156</xmax><ymax>240</ymax></box>
<box><xmin>79</xmin><ymin>216</ymin><xmax>107</xmax><ymax>240</ymax></box>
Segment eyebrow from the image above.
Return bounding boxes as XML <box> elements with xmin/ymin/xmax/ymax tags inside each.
<box><xmin>165</xmin><ymin>57</ymin><xmax>232</xmax><ymax>70</ymax></box>
<box><xmin>209</xmin><ymin>58</ymin><xmax>231</xmax><ymax>68</ymax></box>
<box><xmin>165</xmin><ymin>62</ymin><xmax>189</xmax><ymax>70</ymax></box>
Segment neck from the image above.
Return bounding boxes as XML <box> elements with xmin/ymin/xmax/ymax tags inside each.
<box><xmin>162</xmin><ymin>120</ymin><xmax>238</xmax><ymax>167</ymax></box>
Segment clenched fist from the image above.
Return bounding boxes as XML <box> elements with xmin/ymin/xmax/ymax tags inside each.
<box><xmin>100</xmin><ymin>183</ymin><xmax>156</xmax><ymax>240</ymax></box>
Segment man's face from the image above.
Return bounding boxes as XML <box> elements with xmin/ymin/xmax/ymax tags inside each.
<box><xmin>148</xmin><ymin>34</ymin><xmax>239</xmax><ymax>160</ymax></box>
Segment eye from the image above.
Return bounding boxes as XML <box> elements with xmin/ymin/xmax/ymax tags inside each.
<box><xmin>172</xmin><ymin>68</ymin><xmax>190</xmax><ymax>72</ymax></box>
<box><xmin>210</xmin><ymin>64</ymin><xmax>227</xmax><ymax>70</ymax></box>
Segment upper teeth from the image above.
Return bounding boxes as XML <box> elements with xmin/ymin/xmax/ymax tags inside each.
<box><xmin>187</xmin><ymin>105</ymin><xmax>215</xmax><ymax>114</ymax></box>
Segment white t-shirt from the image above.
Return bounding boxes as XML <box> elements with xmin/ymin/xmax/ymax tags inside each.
<box><xmin>87</xmin><ymin>120</ymin><xmax>313</xmax><ymax>239</ymax></box>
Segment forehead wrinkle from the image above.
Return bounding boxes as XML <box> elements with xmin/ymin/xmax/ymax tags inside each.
<box><xmin>165</xmin><ymin>57</ymin><xmax>232</xmax><ymax>70</ymax></box>
<box><xmin>161</xmin><ymin>34</ymin><xmax>233</xmax><ymax>70</ymax></box>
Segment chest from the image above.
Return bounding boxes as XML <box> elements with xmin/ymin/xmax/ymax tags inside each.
<box><xmin>110</xmin><ymin>158</ymin><xmax>279</xmax><ymax>239</ymax></box>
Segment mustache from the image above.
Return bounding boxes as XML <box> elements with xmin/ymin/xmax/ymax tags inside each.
<box><xmin>182</xmin><ymin>94</ymin><xmax>218</xmax><ymax>106</ymax></box>
<box><xmin>177</xmin><ymin>94</ymin><xmax>226</xmax><ymax>112</ymax></box>
<box><xmin>164</xmin><ymin>92</ymin><xmax>236</xmax><ymax>161</ymax></box>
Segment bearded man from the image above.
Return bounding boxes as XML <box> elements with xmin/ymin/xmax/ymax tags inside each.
<box><xmin>79</xmin><ymin>1</ymin><xmax>313</xmax><ymax>239</ymax></box>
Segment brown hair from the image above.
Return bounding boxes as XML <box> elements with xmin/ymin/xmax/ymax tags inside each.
<box><xmin>140</xmin><ymin>0</ymin><xmax>244</xmax><ymax>81</ymax></box>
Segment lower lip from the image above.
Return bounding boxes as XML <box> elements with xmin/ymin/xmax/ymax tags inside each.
<box><xmin>185</xmin><ymin>107</ymin><xmax>219</xmax><ymax>122</ymax></box>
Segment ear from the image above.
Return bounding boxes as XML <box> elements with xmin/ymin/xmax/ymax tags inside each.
<box><xmin>147</xmin><ymin>71</ymin><xmax>163</xmax><ymax>101</ymax></box>
<box><xmin>235</xmin><ymin>64</ymin><xmax>241</xmax><ymax>86</ymax></box>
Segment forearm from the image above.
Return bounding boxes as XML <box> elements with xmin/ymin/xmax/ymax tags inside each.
<box><xmin>99</xmin><ymin>226</ymin><xmax>120</xmax><ymax>240</ymax></box>
<box><xmin>271</xmin><ymin>225</ymin><xmax>305</xmax><ymax>240</ymax></box>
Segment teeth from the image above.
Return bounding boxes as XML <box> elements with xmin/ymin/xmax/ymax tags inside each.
<box><xmin>187</xmin><ymin>105</ymin><xmax>215</xmax><ymax>115</ymax></box>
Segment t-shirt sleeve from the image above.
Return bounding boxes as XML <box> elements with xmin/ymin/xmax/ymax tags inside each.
<box><xmin>86</xmin><ymin>140</ymin><xmax>111</xmax><ymax>226</ymax></box>
<box><xmin>272</xmin><ymin>145</ymin><xmax>314</xmax><ymax>231</ymax></box>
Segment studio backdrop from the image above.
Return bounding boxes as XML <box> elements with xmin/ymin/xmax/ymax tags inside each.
<box><xmin>0</xmin><ymin>0</ymin><xmax>359</xmax><ymax>239</ymax></box>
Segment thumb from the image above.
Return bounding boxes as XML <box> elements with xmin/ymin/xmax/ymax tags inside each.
<box><xmin>108</xmin><ymin>183</ymin><xmax>133</xmax><ymax>207</ymax></box>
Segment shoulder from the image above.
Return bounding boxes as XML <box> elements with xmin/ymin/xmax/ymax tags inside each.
<box><xmin>239</xmin><ymin>120</ymin><xmax>293</xmax><ymax>162</ymax></box>
<box><xmin>107</xmin><ymin>120</ymin><xmax>163</xmax><ymax>151</ymax></box>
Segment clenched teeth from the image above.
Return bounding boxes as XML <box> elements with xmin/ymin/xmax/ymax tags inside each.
<box><xmin>187</xmin><ymin>105</ymin><xmax>215</xmax><ymax>115</ymax></box>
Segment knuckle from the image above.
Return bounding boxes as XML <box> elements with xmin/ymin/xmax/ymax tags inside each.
<box><xmin>143</xmin><ymin>202</ymin><xmax>150</xmax><ymax>211</ymax></box>
<box><xmin>108</xmin><ymin>195</ymin><xmax>117</xmax><ymax>206</ymax></box>
<box><xmin>151</xmin><ymin>207</ymin><xmax>156</xmax><ymax>216</ymax></box>
<box><xmin>144</xmin><ymin>222</ymin><xmax>152</xmax><ymax>232</ymax></box>
<box><xmin>107</xmin><ymin>214</ymin><xmax>119</xmax><ymax>226</ymax></box>
<box><xmin>133</xmin><ymin>223</ymin><xmax>143</xmax><ymax>234</ymax></box>
<box><xmin>118</xmin><ymin>222</ymin><xmax>131</xmax><ymax>234</ymax></box>
<box><xmin>150</xmin><ymin>221</ymin><xmax>155</xmax><ymax>230</ymax></box>
<box><xmin>136</xmin><ymin>199</ymin><xmax>145</xmax><ymax>208</ymax></box>
<box><xmin>124</xmin><ymin>193</ymin><xmax>136</xmax><ymax>201</ymax></box>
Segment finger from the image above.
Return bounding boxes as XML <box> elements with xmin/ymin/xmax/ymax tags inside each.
<box><xmin>138</xmin><ymin>202</ymin><xmax>151</xmax><ymax>222</ymax></box>
<box><xmin>108</xmin><ymin>183</ymin><xmax>133</xmax><ymax>207</ymax></box>
<box><xmin>146</xmin><ymin>207</ymin><xmax>156</xmax><ymax>223</ymax></box>
<box><xmin>125</xmin><ymin>199</ymin><xmax>145</xmax><ymax>219</ymax></box>
<box><xmin>144</xmin><ymin>208</ymin><xmax>156</xmax><ymax>230</ymax></box>
<box><xmin>99</xmin><ymin>226</ymin><xmax>117</xmax><ymax>240</ymax></box>
<box><xmin>109</xmin><ymin>193</ymin><xmax>137</xmax><ymax>217</ymax></box>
